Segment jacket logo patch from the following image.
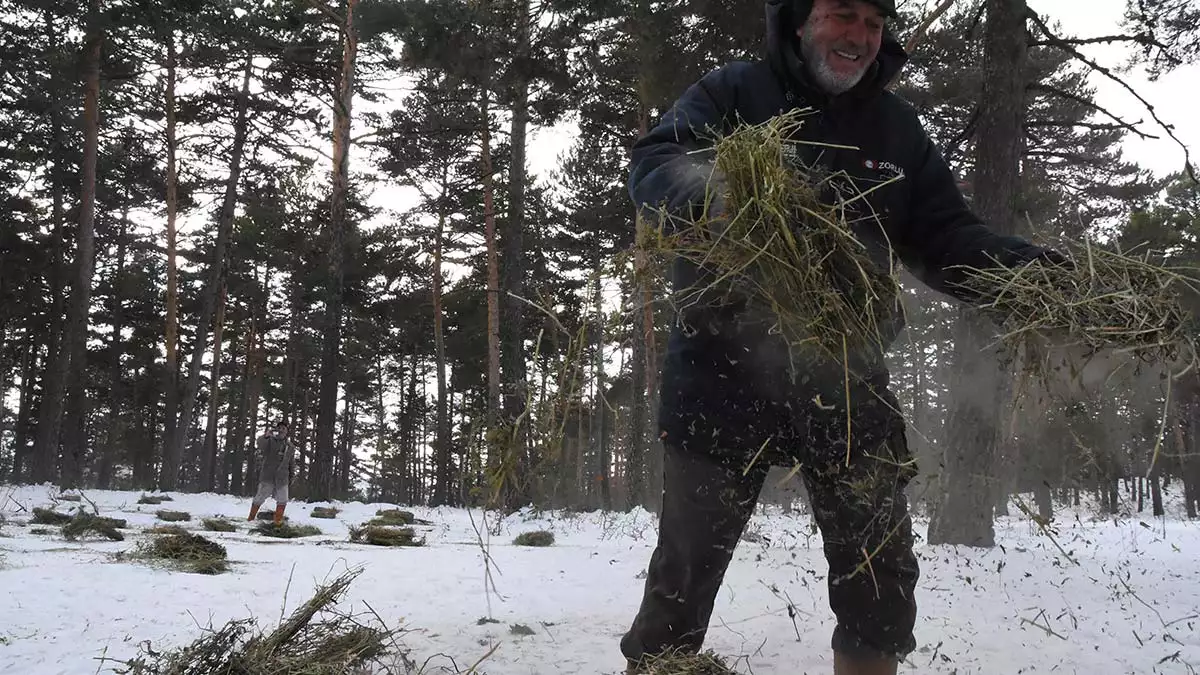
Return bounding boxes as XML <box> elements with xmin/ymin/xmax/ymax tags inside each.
<box><xmin>863</xmin><ymin>158</ymin><xmax>906</xmax><ymax>181</ymax></box>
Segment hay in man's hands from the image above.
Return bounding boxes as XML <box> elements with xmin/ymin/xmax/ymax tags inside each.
<box><xmin>640</xmin><ymin>108</ymin><xmax>902</xmax><ymax>369</ymax></box>
<box><xmin>955</xmin><ymin>240</ymin><xmax>1200</xmax><ymax>381</ymax></box>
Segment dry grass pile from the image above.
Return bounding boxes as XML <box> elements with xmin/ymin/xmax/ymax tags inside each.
<box><xmin>311</xmin><ymin>506</ymin><xmax>341</xmax><ymax>519</ymax></box>
<box><xmin>370</xmin><ymin>508</ymin><xmax>414</xmax><ymax>526</ymax></box>
<box><xmin>156</xmin><ymin>509</ymin><xmax>191</xmax><ymax>522</ymax></box>
<box><xmin>61</xmin><ymin>512</ymin><xmax>126</xmax><ymax>542</ymax></box>
<box><xmin>137</xmin><ymin>494</ymin><xmax>172</xmax><ymax>505</ymax></box>
<box><xmin>348</xmin><ymin>524</ymin><xmax>424</xmax><ymax>547</ymax></box>
<box><xmin>254</xmin><ymin>521</ymin><xmax>322</xmax><ymax>539</ymax></box>
<box><xmin>202</xmin><ymin>517</ymin><xmax>238</xmax><ymax>532</ymax></box>
<box><xmin>134</xmin><ymin>531</ymin><xmax>229</xmax><ymax>575</ymax></box>
<box><xmin>956</xmin><ymin>242</ymin><xmax>1199</xmax><ymax>378</ymax></box>
<box><xmin>31</xmin><ymin>507</ymin><xmax>73</xmax><ymax>526</ymax></box>
<box><xmin>58</xmin><ymin>494</ymin><xmax>82</xmax><ymax>502</ymax></box>
<box><xmin>638</xmin><ymin>108</ymin><xmax>901</xmax><ymax>367</ymax></box>
<box><xmin>146</xmin><ymin>524</ymin><xmax>189</xmax><ymax>536</ymax></box>
<box><xmin>513</xmin><ymin>530</ymin><xmax>555</xmax><ymax>547</ymax></box>
<box><xmin>633</xmin><ymin>649</ymin><xmax>740</xmax><ymax>674</ymax></box>
<box><xmin>112</xmin><ymin>568</ymin><xmax>401</xmax><ymax>674</ymax></box>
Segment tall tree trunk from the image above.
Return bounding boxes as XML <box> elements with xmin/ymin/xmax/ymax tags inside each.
<box><xmin>198</xmin><ymin>281</ymin><xmax>228</xmax><ymax>492</ymax></box>
<box><xmin>929</xmin><ymin>0</ymin><xmax>1027</xmax><ymax>547</ymax></box>
<box><xmin>162</xmin><ymin>57</ymin><xmax>252</xmax><ymax>490</ymax></box>
<box><xmin>500</xmin><ymin>0</ymin><xmax>531</xmax><ymax>511</ymax></box>
<box><xmin>97</xmin><ymin>203</ymin><xmax>130</xmax><ymax>489</ymax></box>
<box><xmin>593</xmin><ymin>252</ymin><xmax>611</xmax><ymax>510</ymax></box>
<box><xmin>338</xmin><ymin>397</ymin><xmax>355</xmax><ymax>497</ymax></box>
<box><xmin>162</xmin><ymin>20</ymin><xmax>181</xmax><ymax>476</ymax></box>
<box><xmin>30</xmin><ymin>54</ymin><xmax>69</xmax><ymax>485</ymax></box>
<box><xmin>242</xmin><ymin>335</ymin><xmax>265</xmax><ymax>496</ymax></box>
<box><xmin>431</xmin><ymin>197</ymin><xmax>452</xmax><ymax>506</ymax></box>
<box><xmin>482</xmin><ymin>91</ymin><xmax>501</xmax><ymax>438</ymax></box>
<box><xmin>313</xmin><ymin>0</ymin><xmax>359</xmax><ymax>501</ymax></box>
<box><xmin>226</xmin><ymin>310</ymin><xmax>255</xmax><ymax>494</ymax></box>
<box><xmin>58</xmin><ymin>4</ymin><xmax>103</xmax><ymax>489</ymax></box>
<box><xmin>10</xmin><ymin>337</ymin><xmax>38</xmax><ymax>482</ymax></box>
<box><xmin>1035</xmin><ymin>482</ymin><xmax>1053</xmax><ymax>522</ymax></box>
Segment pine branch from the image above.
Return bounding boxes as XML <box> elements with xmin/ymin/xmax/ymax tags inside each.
<box><xmin>1025</xmin><ymin>119</ymin><xmax>1159</xmax><ymax>136</ymax></box>
<box><xmin>1027</xmin><ymin>9</ymin><xmax>1197</xmax><ymax>183</ymax></box>
<box><xmin>1029</xmin><ymin>34</ymin><xmax>1166</xmax><ymax>48</ymax></box>
<box><xmin>905</xmin><ymin>0</ymin><xmax>959</xmax><ymax>53</ymax></box>
<box><xmin>1027</xmin><ymin>83</ymin><xmax>1152</xmax><ymax>140</ymax></box>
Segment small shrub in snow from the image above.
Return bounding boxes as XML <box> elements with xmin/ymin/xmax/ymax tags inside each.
<box><xmin>253</xmin><ymin>521</ymin><xmax>321</xmax><ymax>539</ymax></box>
<box><xmin>156</xmin><ymin>510</ymin><xmax>192</xmax><ymax>522</ymax></box>
<box><xmin>310</xmin><ymin>506</ymin><xmax>340</xmax><ymax>519</ymax></box>
<box><xmin>513</xmin><ymin>530</ymin><xmax>555</xmax><ymax>547</ymax></box>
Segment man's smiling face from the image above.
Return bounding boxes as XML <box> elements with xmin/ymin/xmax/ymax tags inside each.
<box><xmin>797</xmin><ymin>0</ymin><xmax>885</xmax><ymax>94</ymax></box>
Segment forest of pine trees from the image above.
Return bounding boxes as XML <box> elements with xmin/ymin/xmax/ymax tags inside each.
<box><xmin>1</xmin><ymin>0</ymin><xmax>1197</xmax><ymax>543</ymax></box>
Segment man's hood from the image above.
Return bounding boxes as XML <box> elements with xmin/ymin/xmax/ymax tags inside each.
<box><xmin>764</xmin><ymin>0</ymin><xmax>908</xmax><ymax>102</ymax></box>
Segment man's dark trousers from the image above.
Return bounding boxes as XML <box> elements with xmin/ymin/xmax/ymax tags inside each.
<box><xmin>620</xmin><ymin>385</ymin><xmax>921</xmax><ymax>664</ymax></box>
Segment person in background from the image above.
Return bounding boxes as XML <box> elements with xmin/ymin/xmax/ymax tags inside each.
<box><xmin>248</xmin><ymin>419</ymin><xmax>294</xmax><ymax>525</ymax></box>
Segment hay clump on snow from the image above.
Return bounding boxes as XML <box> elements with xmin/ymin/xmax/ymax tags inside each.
<box><xmin>513</xmin><ymin>530</ymin><xmax>555</xmax><ymax>547</ymax></box>
<box><xmin>138</xmin><ymin>494</ymin><xmax>171</xmax><ymax>505</ymax></box>
<box><xmin>113</xmin><ymin>568</ymin><xmax>400</xmax><ymax>674</ymax></box>
<box><xmin>147</xmin><ymin>524</ymin><xmax>189</xmax><ymax>536</ymax></box>
<box><xmin>32</xmin><ymin>507</ymin><xmax>73</xmax><ymax>526</ymax></box>
<box><xmin>632</xmin><ymin>649</ymin><xmax>741</xmax><ymax>674</ymax></box>
<box><xmin>954</xmin><ymin>241</ymin><xmax>1199</xmax><ymax>379</ymax></box>
<box><xmin>311</xmin><ymin>506</ymin><xmax>340</xmax><ymax>519</ymax></box>
<box><xmin>639</xmin><ymin>108</ymin><xmax>902</xmax><ymax>367</ymax></box>
<box><xmin>202</xmin><ymin>517</ymin><xmax>238</xmax><ymax>532</ymax></box>
<box><xmin>349</xmin><ymin>524</ymin><xmax>424</xmax><ymax>547</ymax></box>
<box><xmin>371</xmin><ymin>508</ymin><xmax>414</xmax><ymax>525</ymax></box>
<box><xmin>156</xmin><ymin>509</ymin><xmax>191</xmax><ymax>522</ymax></box>
<box><xmin>62</xmin><ymin>512</ymin><xmax>126</xmax><ymax>541</ymax></box>
<box><xmin>254</xmin><ymin>521</ymin><xmax>322</xmax><ymax>539</ymax></box>
<box><xmin>134</xmin><ymin>531</ymin><xmax>229</xmax><ymax>575</ymax></box>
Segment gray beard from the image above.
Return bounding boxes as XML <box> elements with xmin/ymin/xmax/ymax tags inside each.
<box><xmin>798</xmin><ymin>24</ymin><xmax>869</xmax><ymax>95</ymax></box>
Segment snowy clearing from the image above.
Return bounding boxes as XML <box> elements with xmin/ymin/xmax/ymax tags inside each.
<box><xmin>1</xmin><ymin>485</ymin><xmax>1199</xmax><ymax>675</ymax></box>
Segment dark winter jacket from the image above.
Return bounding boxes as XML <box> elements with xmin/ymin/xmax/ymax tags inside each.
<box><xmin>256</xmin><ymin>433</ymin><xmax>294</xmax><ymax>487</ymax></box>
<box><xmin>631</xmin><ymin>0</ymin><xmax>1053</xmax><ymax>457</ymax></box>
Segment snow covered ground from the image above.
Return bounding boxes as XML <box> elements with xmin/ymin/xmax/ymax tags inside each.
<box><xmin>1</xmin><ymin>485</ymin><xmax>1198</xmax><ymax>675</ymax></box>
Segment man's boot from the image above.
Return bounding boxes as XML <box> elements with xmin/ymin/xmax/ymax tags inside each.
<box><xmin>247</xmin><ymin>504</ymin><xmax>261</xmax><ymax>521</ymax></box>
<box><xmin>833</xmin><ymin>653</ymin><xmax>898</xmax><ymax>675</ymax></box>
<box><xmin>273</xmin><ymin>503</ymin><xmax>286</xmax><ymax>525</ymax></box>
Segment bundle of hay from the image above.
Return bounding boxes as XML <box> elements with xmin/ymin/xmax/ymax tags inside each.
<box><xmin>254</xmin><ymin>521</ymin><xmax>322</xmax><ymax>539</ymax></box>
<box><xmin>114</xmin><ymin>569</ymin><xmax>398</xmax><ymax>674</ymax></box>
<box><xmin>348</xmin><ymin>524</ymin><xmax>424</xmax><ymax>547</ymax></box>
<box><xmin>202</xmin><ymin>517</ymin><xmax>238</xmax><ymax>533</ymax></box>
<box><xmin>632</xmin><ymin>649</ymin><xmax>740</xmax><ymax>675</ymax></box>
<box><xmin>640</xmin><ymin>108</ymin><xmax>901</xmax><ymax>368</ymax></box>
<box><xmin>62</xmin><ymin>512</ymin><xmax>126</xmax><ymax>542</ymax></box>
<box><xmin>513</xmin><ymin>530</ymin><xmax>555</xmax><ymax>547</ymax></box>
<box><xmin>31</xmin><ymin>507</ymin><xmax>73</xmax><ymax>526</ymax></box>
<box><xmin>311</xmin><ymin>506</ymin><xmax>340</xmax><ymax>519</ymax></box>
<box><xmin>371</xmin><ymin>508</ymin><xmax>414</xmax><ymax>526</ymax></box>
<box><xmin>147</xmin><ymin>524</ymin><xmax>189</xmax><ymax>536</ymax></box>
<box><xmin>135</xmin><ymin>532</ymin><xmax>229</xmax><ymax>575</ymax></box>
<box><xmin>955</xmin><ymin>241</ymin><xmax>1199</xmax><ymax>383</ymax></box>
<box><xmin>156</xmin><ymin>510</ymin><xmax>191</xmax><ymax>522</ymax></box>
<box><xmin>138</xmin><ymin>494</ymin><xmax>171</xmax><ymax>505</ymax></box>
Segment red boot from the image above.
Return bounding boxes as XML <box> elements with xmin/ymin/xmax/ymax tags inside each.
<box><xmin>273</xmin><ymin>504</ymin><xmax>287</xmax><ymax>525</ymax></box>
<box><xmin>248</xmin><ymin>504</ymin><xmax>261</xmax><ymax>521</ymax></box>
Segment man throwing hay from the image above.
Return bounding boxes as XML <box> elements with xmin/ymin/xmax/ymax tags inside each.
<box><xmin>248</xmin><ymin>419</ymin><xmax>295</xmax><ymax>525</ymax></box>
<box><xmin>622</xmin><ymin>1</ymin><xmax>1067</xmax><ymax>674</ymax></box>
